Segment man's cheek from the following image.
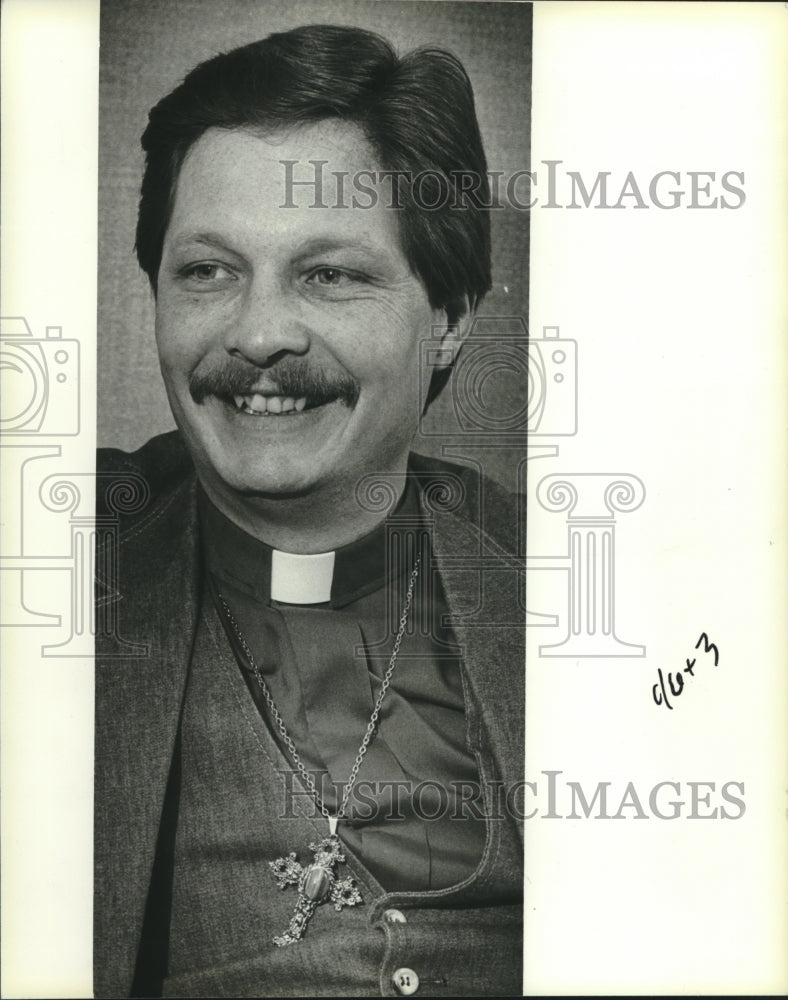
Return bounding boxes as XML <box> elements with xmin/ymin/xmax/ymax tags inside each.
<box><xmin>156</xmin><ymin>322</ymin><xmax>209</xmax><ymax>369</ymax></box>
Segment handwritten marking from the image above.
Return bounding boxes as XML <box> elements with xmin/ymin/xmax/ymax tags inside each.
<box><xmin>653</xmin><ymin>632</ymin><xmax>720</xmax><ymax>710</ymax></box>
<box><xmin>695</xmin><ymin>631</ymin><xmax>720</xmax><ymax>666</ymax></box>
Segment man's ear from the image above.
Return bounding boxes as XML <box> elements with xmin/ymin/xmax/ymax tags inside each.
<box><xmin>431</xmin><ymin>296</ymin><xmax>475</xmax><ymax>371</ymax></box>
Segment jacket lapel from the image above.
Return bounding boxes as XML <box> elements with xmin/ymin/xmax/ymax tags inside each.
<box><xmin>94</xmin><ymin>476</ymin><xmax>201</xmax><ymax>998</ymax></box>
<box><xmin>415</xmin><ymin>458</ymin><xmax>525</xmax><ymax>841</ymax></box>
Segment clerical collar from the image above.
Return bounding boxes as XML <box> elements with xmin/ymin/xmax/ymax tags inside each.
<box><xmin>198</xmin><ymin>479</ymin><xmax>421</xmax><ymax>609</ymax></box>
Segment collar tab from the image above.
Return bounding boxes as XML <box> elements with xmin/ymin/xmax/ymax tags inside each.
<box><xmin>270</xmin><ymin>549</ymin><xmax>335</xmax><ymax>605</ymax></box>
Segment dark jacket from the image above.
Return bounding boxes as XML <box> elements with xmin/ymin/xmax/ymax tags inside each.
<box><xmin>94</xmin><ymin>431</ymin><xmax>525</xmax><ymax>998</ymax></box>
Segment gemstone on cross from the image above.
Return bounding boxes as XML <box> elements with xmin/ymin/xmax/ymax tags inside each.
<box><xmin>269</xmin><ymin>834</ymin><xmax>363</xmax><ymax>946</ymax></box>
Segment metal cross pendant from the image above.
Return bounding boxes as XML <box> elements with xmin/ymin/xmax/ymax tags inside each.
<box><xmin>268</xmin><ymin>831</ymin><xmax>362</xmax><ymax>946</ymax></box>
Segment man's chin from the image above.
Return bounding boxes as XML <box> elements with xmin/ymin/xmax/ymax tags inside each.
<box><xmin>202</xmin><ymin>458</ymin><xmax>334</xmax><ymax>500</ymax></box>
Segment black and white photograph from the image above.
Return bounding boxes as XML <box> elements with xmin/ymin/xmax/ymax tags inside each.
<box><xmin>95</xmin><ymin>3</ymin><xmax>529</xmax><ymax>996</ymax></box>
<box><xmin>0</xmin><ymin>2</ymin><xmax>785</xmax><ymax>998</ymax></box>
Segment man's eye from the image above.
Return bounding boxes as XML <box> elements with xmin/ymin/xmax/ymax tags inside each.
<box><xmin>180</xmin><ymin>262</ymin><xmax>235</xmax><ymax>282</ymax></box>
<box><xmin>308</xmin><ymin>267</ymin><xmax>357</xmax><ymax>288</ymax></box>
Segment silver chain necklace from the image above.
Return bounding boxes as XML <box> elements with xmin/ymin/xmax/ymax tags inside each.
<box><xmin>217</xmin><ymin>555</ymin><xmax>420</xmax><ymax>946</ymax></box>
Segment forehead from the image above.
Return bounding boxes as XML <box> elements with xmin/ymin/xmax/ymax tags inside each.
<box><xmin>166</xmin><ymin>121</ymin><xmax>405</xmax><ymax>259</ymax></box>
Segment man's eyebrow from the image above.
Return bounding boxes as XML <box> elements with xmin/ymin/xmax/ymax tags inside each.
<box><xmin>168</xmin><ymin>232</ymin><xmax>242</xmax><ymax>256</ymax></box>
<box><xmin>168</xmin><ymin>233</ymin><xmax>403</xmax><ymax>269</ymax></box>
<box><xmin>291</xmin><ymin>237</ymin><xmax>398</xmax><ymax>265</ymax></box>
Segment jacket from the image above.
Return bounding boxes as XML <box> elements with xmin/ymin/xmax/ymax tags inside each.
<box><xmin>94</xmin><ymin>431</ymin><xmax>525</xmax><ymax>997</ymax></box>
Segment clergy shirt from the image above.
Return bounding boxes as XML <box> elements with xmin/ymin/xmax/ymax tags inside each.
<box><xmin>198</xmin><ymin>482</ymin><xmax>487</xmax><ymax>893</ymax></box>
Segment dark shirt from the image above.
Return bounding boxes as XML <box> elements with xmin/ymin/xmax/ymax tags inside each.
<box><xmin>199</xmin><ymin>483</ymin><xmax>486</xmax><ymax>892</ymax></box>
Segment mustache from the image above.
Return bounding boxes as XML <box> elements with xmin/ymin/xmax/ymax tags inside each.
<box><xmin>188</xmin><ymin>358</ymin><xmax>361</xmax><ymax>408</ymax></box>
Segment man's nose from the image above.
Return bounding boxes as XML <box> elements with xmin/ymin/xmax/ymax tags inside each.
<box><xmin>222</xmin><ymin>278</ymin><xmax>311</xmax><ymax>366</ymax></box>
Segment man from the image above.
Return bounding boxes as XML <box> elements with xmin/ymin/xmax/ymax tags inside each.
<box><xmin>96</xmin><ymin>25</ymin><xmax>524</xmax><ymax>998</ymax></box>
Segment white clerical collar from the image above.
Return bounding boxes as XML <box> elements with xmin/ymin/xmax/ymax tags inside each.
<box><xmin>270</xmin><ymin>549</ymin><xmax>336</xmax><ymax>605</ymax></box>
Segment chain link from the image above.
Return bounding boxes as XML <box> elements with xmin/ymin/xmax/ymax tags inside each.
<box><xmin>218</xmin><ymin>556</ymin><xmax>420</xmax><ymax>824</ymax></box>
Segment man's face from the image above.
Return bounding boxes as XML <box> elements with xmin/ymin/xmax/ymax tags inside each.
<box><xmin>155</xmin><ymin>122</ymin><xmax>448</xmax><ymax>505</ymax></box>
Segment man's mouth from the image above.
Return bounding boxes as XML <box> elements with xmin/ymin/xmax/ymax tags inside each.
<box><xmin>231</xmin><ymin>393</ymin><xmax>310</xmax><ymax>416</ymax></box>
<box><xmin>189</xmin><ymin>358</ymin><xmax>361</xmax><ymax>412</ymax></box>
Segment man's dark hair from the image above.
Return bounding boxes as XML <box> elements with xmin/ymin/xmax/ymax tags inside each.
<box><xmin>136</xmin><ymin>24</ymin><xmax>492</xmax><ymax>405</ymax></box>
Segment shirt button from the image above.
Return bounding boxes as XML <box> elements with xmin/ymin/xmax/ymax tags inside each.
<box><xmin>383</xmin><ymin>908</ymin><xmax>407</xmax><ymax>924</ymax></box>
<box><xmin>392</xmin><ymin>967</ymin><xmax>419</xmax><ymax>996</ymax></box>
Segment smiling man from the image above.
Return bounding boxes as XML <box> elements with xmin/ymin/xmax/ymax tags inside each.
<box><xmin>156</xmin><ymin>122</ymin><xmax>449</xmax><ymax>549</ymax></box>
<box><xmin>96</xmin><ymin>25</ymin><xmax>525</xmax><ymax>999</ymax></box>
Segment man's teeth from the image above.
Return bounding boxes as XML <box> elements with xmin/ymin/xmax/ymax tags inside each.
<box><xmin>232</xmin><ymin>394</ymin><xmax>308</xmax><ymax>415</ymax></box>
